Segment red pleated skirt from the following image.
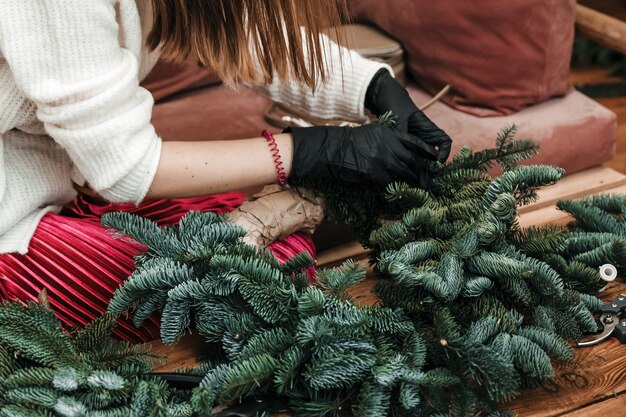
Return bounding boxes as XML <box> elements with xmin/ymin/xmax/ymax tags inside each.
<box><xmin>0</xmin><ymin>192</ymin><xmax>316</xmax><ymax>343</ymax></box>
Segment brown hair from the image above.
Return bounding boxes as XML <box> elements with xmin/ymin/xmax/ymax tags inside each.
<box><xmin>148</xmin><ymin>0</ymin><xmax>348</xmax><ymax>89</ymax></box>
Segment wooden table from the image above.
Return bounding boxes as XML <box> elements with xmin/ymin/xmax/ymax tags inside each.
<box><xmin>152</xmin><ymin>166</ymin><xmax>626</xmax><ymax>416</ymax></box>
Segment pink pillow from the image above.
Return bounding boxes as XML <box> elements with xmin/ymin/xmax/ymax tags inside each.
<box><xmin>141</xmin><ymin>58</ymin><xmax>220</xmax><ymax>103</ymax></box>
<box><xmin>349</xmin><ymin>0</ymin><xmax>575</xmax><ymax>116</ymax></box>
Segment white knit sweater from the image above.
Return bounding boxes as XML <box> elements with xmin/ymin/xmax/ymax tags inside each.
<box><xmin>0</xmin><ymin>0</ymin><xmax>386</xmax><ymax>254</ymax></box>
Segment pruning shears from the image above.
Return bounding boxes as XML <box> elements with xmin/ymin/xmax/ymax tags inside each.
<box><xmin>577</xmin><ymin>294</ymin><xmax>626</xmax><ymax>347</ymax></box>
<box><xmin>151</xmin><ymin>373</ymin><xmax>289</xmax><ymax>416</ymax></box>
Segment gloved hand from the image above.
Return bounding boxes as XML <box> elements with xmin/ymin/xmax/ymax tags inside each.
<box><xmin>288</xmin><ymin>124</ymin><xmax>437</xmax><ymax>187</ymax></box>
<box><xmin>365</xmin><ymin>69</ymin><xmax>453</xmax><ymax>163</ymax></box>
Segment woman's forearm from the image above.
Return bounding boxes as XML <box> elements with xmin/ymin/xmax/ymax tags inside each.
<box><xmin>145</xmin><ymin>134</ymin><xmax>293</xmax><ymax>199</ymax></box>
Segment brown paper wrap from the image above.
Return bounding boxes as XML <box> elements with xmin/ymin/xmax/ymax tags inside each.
<box><xmin>226</xmin><ymin>185</ymin><xmax>325</xmax><ymax>247</ymax></box>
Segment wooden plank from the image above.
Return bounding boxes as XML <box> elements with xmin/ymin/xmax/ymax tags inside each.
<box><xmin>566</xmin><ymin>393</ymin><xmax>626</xmax><ymax>417</ymax></box>
<box><xmin>317</xmin><ymin>240</ymin><xmax>368</xmax><ymax>268</ymax></box>
<box><xmin>570</xmin><ymin>66</ymin><xmax>626</xmax><ymax>86</ymax></box>
<box><xmin>576</xmin><ymin>4</ymin><xmax>626</xmax><ymax>56</ymax></box>
<box><xmin>518</xmin><ymin>183</ymin><xmax>626</xmax><ymax>228</ymax></box>
<box><xmin>517</xmin><ymin>206</ymin><xmax>571</xmax><ymax>228</ymax></box>
<box><xmin>579</xmin><ymin>0</ymin><xmax>626</xmax><ymax>23</ymax></box>
<box><xmin>517</xmin><ymin>166</ymin><xmax>626</xmax><ymax>214</ymax></box>
<box><xmin>152</xmin><ymin>334</ymin><xmax>203</xmax><ymax>372</ymax></box>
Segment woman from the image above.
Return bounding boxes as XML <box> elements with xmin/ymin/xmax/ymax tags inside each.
<box><xmin>0</xmin><ymin>0</ymin><xmax>451</xmax><ymax>341</ymax></box>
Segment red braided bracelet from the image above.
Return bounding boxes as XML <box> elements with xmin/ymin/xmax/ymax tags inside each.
<box><xmin>262</xmin><ymin>130</ymin><xmax>288</xmax><ymax>187</ymax></box>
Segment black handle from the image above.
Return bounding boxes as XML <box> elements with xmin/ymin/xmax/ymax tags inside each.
<box><xmin>601</xmin><ymin>294</ymin><xmax>626</xmax><ymax>315</ymax></box>
<box><xmin>148</xmin><ymin>372</ymin><xmax>204</xmax><ymax>390</ymax></box>
<box><xmin>149</xmin><ymin>373</ymin><xmax>290</xmax><ymax>416</ymax></box>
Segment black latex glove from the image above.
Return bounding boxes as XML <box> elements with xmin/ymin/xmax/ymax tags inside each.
<box><xmin>365</xmin><ymin>69</ymin><xmax>453</xmax><ymax>163</ymax></box>
<box><xmin>288</xmin><ymin>124</ymin><xmax>437</xmax><ymax>187</ymax></box>
<box><xmin>151</xmin><ymin>373</ymin><xmax>289</xmax><ymax>417</ymax></box>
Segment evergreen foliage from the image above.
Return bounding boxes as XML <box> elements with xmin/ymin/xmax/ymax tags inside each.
<box><xmin>3</xmin><ymin>126</ymin><xmax>625</xmax><ymax>416</ymax></box>
<box><xmin>0</xmin><ymin>299</ymin><xmax>215</xmax><ymax>417</ymax></box>
<box><xmin>94</xmin><ymin>125</ymin><xmax>620</xmax><ymax>415</ymax></box>
<box><xmin>102</xmin><ymin>210</ymin><xmax>459</xmax><ymax>416</ymax></box>
<box><xmin>556</xmin><ymin>194</ymin><xmax>626</xmax><ymax>275</ymax></box>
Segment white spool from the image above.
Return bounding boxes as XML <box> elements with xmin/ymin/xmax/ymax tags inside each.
<box><xmin>599</xmin><ymin>263</ymin><xmax>618</xmax><ymax>282</ymax></box>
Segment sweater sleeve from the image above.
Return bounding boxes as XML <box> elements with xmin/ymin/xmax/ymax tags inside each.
<box><xmin>0</xmin><ymin>0</ymin><xmax>161</xmax><ymax>204</ymax></box>
<box><xmin>253</xmin><ymin>33</ymin><xmax>391</xmax><ymax>122</ymax></box>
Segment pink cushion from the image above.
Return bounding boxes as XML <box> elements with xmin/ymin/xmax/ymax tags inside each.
<box><xmin>349</xmin><ymin>0</ymin><xmax>576</xmax><ymax>116</ymax></box>
<box><xmin>406</xmin><ymin>85</ymin><xmax>616</xmax><ymax>174</ymax></box>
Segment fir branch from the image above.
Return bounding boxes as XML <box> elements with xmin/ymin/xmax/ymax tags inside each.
<box><xmin>512</xmin><ymin>225</ymin><xmax>569</xmax><ymax>258</ymax></box>
<box><xmin>0</xmin><ymin>301</ymin><xmax>202</xmax><ymax>417</ymax></box>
